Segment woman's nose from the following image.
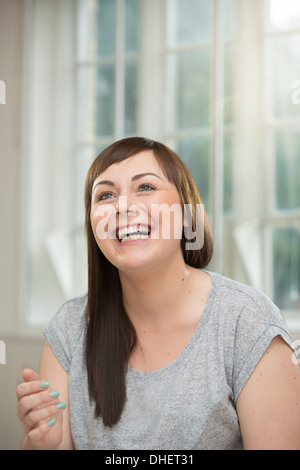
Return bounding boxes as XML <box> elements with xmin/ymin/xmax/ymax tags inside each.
<box><xmin>115</xmin><ymin>194</ymin><xmax>139</xmax><ymax>214</ymax></box>
<box><xmin>115</xmin><ymin>194</ymin><xmax>145</xmax><ymax>226</ymax></box>
<box><xmin>115</xmin><ymin>195</ymin><xmax>128</xmax><ymax>215</ymax></box>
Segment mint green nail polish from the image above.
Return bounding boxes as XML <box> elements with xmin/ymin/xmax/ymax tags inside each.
<box><xmin>40</xmin><ymin>381</ymin><xmax>50</xmax><ymax>388</ymax></box>
<box><xmin>47</xmin><ymin>418</ymin><xmax>56</xmax><ymax>427</ymax></box>
<box><xmin>56</xmin><ymin>402</ymin><xmax>67</xmax><ymax>410</ymax></box>
<box><xmin>49</xmin><ymin>390</ymin><xmax>60</xmax><ymax>398</ymax></box>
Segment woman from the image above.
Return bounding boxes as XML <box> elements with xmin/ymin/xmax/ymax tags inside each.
<box><xmin>17</xmin><ymin>137</ymin><xmax>300</xmax><ymax>450</ymax></box>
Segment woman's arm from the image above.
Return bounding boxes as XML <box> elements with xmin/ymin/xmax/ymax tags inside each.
<box><xmin>18</xmin><ymin>340</ymin><xmax>74</xmax><ymax>450</ymax></box>
<box><xmin>38</xmin><ymin>339</ymin><xmax>74</xmax><ymax>449</ymax></box>
<box><xmin>236</xmin><ymin>335</ymin><xmax>300</xmax><ymax>450</ymax></box>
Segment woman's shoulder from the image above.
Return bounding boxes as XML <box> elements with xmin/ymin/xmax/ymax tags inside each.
<box><xmin>53</xmin><ymin>292</ymin><xmax>88</xmax><ymax>331</ymax></box>
<box><xmin>205</xmin><ymin>271</ymin><xmax>294</xmax><ymax>401</ymax></box>
<box><xmin>205</xmin><ymin>270</ymin><xmax>293</xmax><ymax>342</ymax></box>
<box><xmin>61</xmin><ymin>292</ymin><xmax>88</xmax><ymax>317</ymax></box>
<box><xmin>207</xmin><ymin>270</ymin><xmax>281</xmax><ymax>318</ymax></box>
<box><xmin>42</xmin><ymin>293</ymin><xmax>88</xmax><ymax>372</ymax></box>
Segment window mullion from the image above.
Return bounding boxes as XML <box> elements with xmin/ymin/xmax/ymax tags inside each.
<box><xmin>114</xmin><ymin>0</ymin><xmax>125</xmax><ymax>140</ymax></box>
<box><xmin>138</xmin><ymin>0</ymin><xmax>166</xmax><ymax>140</ymax></box>
<box><xmin>232</xmin><ymin>0</ymin><xmax>266</xmax><ymax>288</ymax></box>
<box><xmin>210</xmin><ymin>0</ymin><xmax>225</xmax><ymax>274</ymax></box>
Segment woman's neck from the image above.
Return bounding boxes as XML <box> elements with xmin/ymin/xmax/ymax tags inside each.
<box><xmin>118</xmin><ymin>255</ymin><xmax>207</xmax><ymax>330</ymax></box>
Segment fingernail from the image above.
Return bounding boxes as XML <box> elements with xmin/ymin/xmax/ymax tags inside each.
<box><xmin>47</xmin><ymin>418</ymin><xmax>56</xmax><ymax>427</ymax></box>
<box><xmin>39</xmin><ymin>381</ymin><xmax>50</xmax><ymax>388</ymax></box>
<box><xmin>56</xmin><ymin>402</ymin><xmax>67</xmax><ymax>410</ymax></box>
<box><xmin>49</xmin><ymin>390</ymin><xmax>60</xmax><ymax>398</ymax></box>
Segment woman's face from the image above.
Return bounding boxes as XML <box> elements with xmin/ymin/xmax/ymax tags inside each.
<box><xmin>90</xmin><ymin>151</ymin><xmax>184</xmax><ymax>274</ymax></box>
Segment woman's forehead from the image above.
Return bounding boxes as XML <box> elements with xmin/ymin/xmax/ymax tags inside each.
<box><xmin>93</xmin><ymin>150</ymin><xmax>163</xmax><ymax>184</ymax></box>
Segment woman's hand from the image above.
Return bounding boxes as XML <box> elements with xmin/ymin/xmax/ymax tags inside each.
<box><xmin>17</xmin><ymin>368</ymin><xmax>67</xmax><ymax>450</ymax></box>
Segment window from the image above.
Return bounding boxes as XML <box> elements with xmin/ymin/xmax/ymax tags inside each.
<box><xmin>76</xmin><ymin>0</ymin><xmax>140</xmax><ymax>221</ymax></box>
<box><xmin>77</xmin><ymin>0</ymin><xmax>140</xmax><ymax>144</ymax></box>
<box><xmin>22</xmin><ymin>0</ymin><xmax>300</xmax><ymax>330</ymax></box>
<box><xmin>165</xmin><ymin>0</ymin><xmax>236</xmax><ymax>276</ymax></box>
<box><xmin>264</xmin><ymin>0</ymin><xmax>300</xmax><ymax>315</ymax></box>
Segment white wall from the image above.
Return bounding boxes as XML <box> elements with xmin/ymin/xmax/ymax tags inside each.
<box><xmin>0</xmin><ymin>0</ymin><xmax>44</xmax><ymax>450</ymax></box>
<box><xmin>0</xmin><ymin>337</ymin><xmax>43</xmax><ymax>449</ymax></box>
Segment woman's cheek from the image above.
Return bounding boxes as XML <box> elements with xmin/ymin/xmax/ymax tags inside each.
<box><xmin>92</xmin><ymin>204</ymin><xmax>116</xmax><ymax>242</ymax></box>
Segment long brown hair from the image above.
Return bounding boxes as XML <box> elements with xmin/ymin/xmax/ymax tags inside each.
<box><xmin>84</xmin><ymin>137</ymin><xmax>213</xmax><ymax>426</ymax></box>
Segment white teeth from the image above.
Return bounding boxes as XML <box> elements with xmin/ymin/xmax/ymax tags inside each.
<box><xmin>118</xmin><ymin>224</ymin><xmax>150</xmax><ymax>242</ymax></box>
<box><xmin>120</xmin><ymin>233</ymin><xmax>149</xmax><ymax>243</ymax></box>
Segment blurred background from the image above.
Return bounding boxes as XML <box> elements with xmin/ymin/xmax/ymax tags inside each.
<box><xmin>0</xmin><ymin>0</ymin><xmax>300</xmax><ymax>449</ymax></box>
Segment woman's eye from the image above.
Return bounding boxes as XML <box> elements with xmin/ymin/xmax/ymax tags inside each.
<box><xmin>97</xmin><ymin>191</ymin><xmax>115</xmax><ymax>202</ymax></box>
<box><xmin>137</xmin><ymin>183</ymin><xmax>155</xmax><ymax>192</ymax></box>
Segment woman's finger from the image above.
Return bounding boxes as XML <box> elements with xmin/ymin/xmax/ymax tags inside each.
<box><xmin>21</xmin><ymin>401</ymin><xmax>67</xmax><ymax>435</ymax></box>
<box><xmin>22</xmin><ymin>368</ymin><xmax>41</xmax><ymax>383</ymax></box>
<box><xmin>16</xmin><ymin>379</ymin><xmax>50</xmax><ymax>401</ymax></box>
<box><xmin>17</xmin><ymin>387</ymin><xmax>61</xmax><ymax>420</ymax></box>
<box><xmin>27</xmin><ymin>419</ymin><xmax>63</xmax><ymax>450</ymax></box>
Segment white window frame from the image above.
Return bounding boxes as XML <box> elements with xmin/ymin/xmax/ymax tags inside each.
<box><xmin>233</xmin><ymin>0</ymin><xmax>300</xmax><ymax>331</ymax></box>
<box><xmin>263</xmin><ymin>0</ymin><xmax>300</xmax><ymax>329</ymax></box>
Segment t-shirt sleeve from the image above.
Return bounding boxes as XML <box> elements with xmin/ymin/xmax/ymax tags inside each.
<box><xmin>232</xmin><ymin>291</ymin><xmax>294</xmax><ymax>403</ymax></box>
<box><xmin>42</xmin><ymin>295</ymin><xmax>87</xmax><ymax>373</ymax></box>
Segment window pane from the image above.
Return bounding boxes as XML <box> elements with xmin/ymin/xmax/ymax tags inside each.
<box><xmin>95</xmin><ymin>0</ymin><xmax>116</xmax><ymax>57</ymax></box>
<box><xmin>124</xmin><ymin>60</ymin><xmax>138</xmax><ymax>134</ymax></box>
<box><xmin>78</xmin><ymin>66</ymin><xmax>115</xmax><ymax>140</ymax></box>
<box><xmin>78</xmin><ymin>0</ymin><xmax>116</xmax><ymax>60</ymax></box>
<box><xmin>269</xmin><ymin>35</ymin><xmax>300</xmax><ymax>119</ymax></box>
<box><xmin>125</xmin><ymin>0</ymin><xmax>139</xmax><ymax>53</ymax></box>
<box><xmin>175</xmin><ymin>50</ymin><xmax>211</xmax><ymax>129</ymax></box>
<box><xmin>273</xmin><ymin>227</ymin><xmax>300</xmax><ymax>311</ymax></box>
<box><xmin>177</xmin><ymin>135</ymin><xmax>211</xmax><ymax>212</ymax></box>
<box><xmin>171</xmin><ymin>0</ymin><xmax>212</xmax><ymax>45</ymax></box>
<box><xmin>96</xmin><ymin>64</ymin><xmax>115</xmax><ymax>137</ymax></box>
<box><xmin>80</xmin><ymin>65</ymin><xmax>115</xmax><ymax>139</ymax></box>
<box><xmin>267</xmin><ymin>0</ymin><xmax>300</xmax><ymax>31</ymax></box>
<box><xmin>275</xmin><ymin>131</ymin><xmax>300</xmax><ymax>210</ymax></box>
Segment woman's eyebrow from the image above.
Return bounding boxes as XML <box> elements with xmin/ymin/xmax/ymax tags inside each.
<box><xmin>93</xmin><ymin>172</ymin><xmax>164</xmax><ymax>193</ymax></box>
<box><xmin>131</xmin><ymin>172</ymin><xmax>164</xmax><ymax>182</ymax></box>
<box><xmin>92</xmin><ymin>180</ymin><xmax>115</xmax><ymax>194</ymax></box>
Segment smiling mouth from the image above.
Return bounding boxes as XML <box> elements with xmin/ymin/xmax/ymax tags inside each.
<box><xmin>116</xmin><ymin>224</ymin><xmax>151</xmax><ymax>243</ymax></box>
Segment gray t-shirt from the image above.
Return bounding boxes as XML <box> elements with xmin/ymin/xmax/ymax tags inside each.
<box><xmin>43</xmin><ymin>271</ymin><xmax>294</xmax><ymax>450</ymax></box>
